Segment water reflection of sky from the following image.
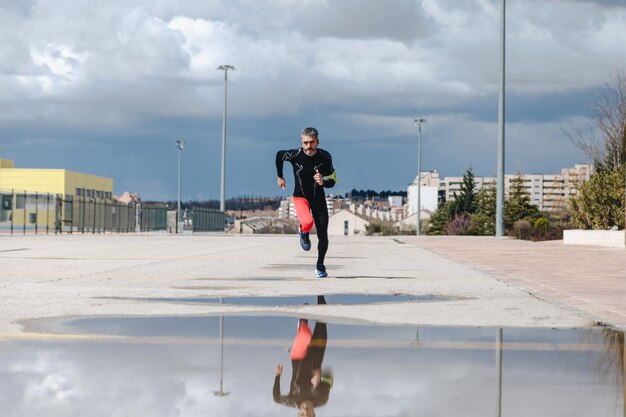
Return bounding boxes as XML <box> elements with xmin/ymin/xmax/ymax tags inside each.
<box><xmin>2</xmin><ymin>316</ymin><xmax>623</xmax><ymax>417</ymax></box>
<box><xmin>120</xmin><ymin>293</ymin><xmax>457</xmax><ymax>306</ymax></box>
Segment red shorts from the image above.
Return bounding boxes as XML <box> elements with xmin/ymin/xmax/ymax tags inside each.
<box><xmin>290</xmin><ymin>321</ymin><xmax>312</xmax><ymax>360</ymax></box>
<box><xmin>292</xmin><ymin>197</ymin><xmax>315</xmax><ymax>232</ymax></box>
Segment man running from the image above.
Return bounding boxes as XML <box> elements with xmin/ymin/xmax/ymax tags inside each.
<box><xmin>276</xmin><ymin>127</ymin><xmax>337</xmax><ymax>278</ymax></box>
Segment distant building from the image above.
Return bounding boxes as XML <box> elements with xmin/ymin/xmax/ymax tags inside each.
<box><xmin>238</xmin><ymin>217</ymin><xmax>272</xmax><ymax>234</ymax></box>
<box><xmin>438</xmin><ymin>164</ymin><xmax>592</xmax><ymax>213</ymax></box>
<box><xmin>0</xmin><ymin>158</ymin><xmax>113</xmax><ymax>199</ymax></box>
<box><xmin>509</xmin><ymin>164</ymin><xmax>592</xmax><ymax>213</ymax></box>
<box><xmin>0</xmin><ymin>157</ymin><xmax>117</xmax><ymax>231</ymax></box>
<box><xmin>388</xmin><ymin>195</ymin><xmax>403</xmax><ymax>207</ymax></box>
<box><xmin>115</xmin><ymin>191</ymin><xmax>140</xmax><ymax>204</ymax></box>
<box><xmin>441</xmin><ymin>175</ymin><xmax>495</xmax><ymax>202</ymax></box>
<box><xmin>328</xmin><ymin>209</ymin><xmax>369</xmax><ymax>236</ymax></box>
<box><xmin>277</xmin><ymin>196</ymin><xmax>336</xmax><ymax>221</ymax></box>
<box><xmin>278</xmin><ymin>199</ymin><xmax>292</xmax><ymax>220</ymax></box>
<box><xmin>407</xmin><ymin>171</ymin><xmax>440</xmax><ymax>216</ymax></box>
<box><xmin>396</xmin><ymin>211</ymin><xmax>433</xmax><ymax>232</ymax></box>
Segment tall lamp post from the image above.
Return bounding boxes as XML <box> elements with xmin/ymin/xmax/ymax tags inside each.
<box><xmin>175</xmin><ymin>139</ymin><xmax>185</xmax><ymax>234</ymax></box>
<box><xmin>217</xmin><ymin>65</ymin><xmax>235</xmax><ymax>213</ymax></box>
<box><xmin>496</xmin><ymin>0</ymin><xmax>506</xmax><ymax>237</ymax></box>
<box><xmin>414</xmin><ymin>118</ymin><xmax>426</xmax><ymax>236</ymax></box>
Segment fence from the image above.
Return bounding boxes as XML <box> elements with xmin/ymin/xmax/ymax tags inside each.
<box><xmin>140</xmin><ymin>205</ymin><xmax>225</xmax><ymax>233</ymax></box>
<box><xmin>191</xmin><ymin>207</ymin><xmax>225</xmax><ymax>232</ymax></box>
<box><xmin>0</xmin><ymin>191</ymin><xmax>61</xmax><ymax>234</ymax></box>
<box><xmin>68</xmin><ymin>195</ymin><xmax>136</xmax><ymax>233</ymax></box>
<box><xmin>0</xmin><ymin>190</ymin><xmax>225</xmax><ymax>234</ymax></box>
<box><xmin>0</xmin><ymin>190</ymin><xmax>136</xmax><ymax>234</ymax></box>
<box><xmin>139</xmin><ymin>204</ymin><xmax>169</xmax><ymax>232</ymax></box>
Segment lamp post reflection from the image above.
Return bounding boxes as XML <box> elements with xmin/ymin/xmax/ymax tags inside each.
<box><xmin>496</xmin><ymin>328</ymin><xmax>503</xmax><ymax>417</ymax></box>
<box><xmin>273</xmin><ymin>295</ymin><xmax>333</xmax><ymax>416</ymax></box>
<box><xmin>213</xmin><ymin>298</ymin><xmax>230</xmax><ymax>397</ymax></box>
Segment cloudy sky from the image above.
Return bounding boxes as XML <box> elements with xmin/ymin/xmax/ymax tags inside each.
<box><xmin>2</xmin><ymin>0</ymin><xmax>626</xmax><ymax>200</ymax></box>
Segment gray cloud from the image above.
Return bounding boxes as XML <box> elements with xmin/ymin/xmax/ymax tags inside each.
<box><xmin>1</xmin><ymin>0</ymin><xmax>624</xmax><ymax>198</ymax></box>
<box><xmin>565</xmin><ymin>0</ymin><xmax>626</xmax><ymax>7</ymax></box>
<box><xmin>0</xmin><ymin>0</ymin><xmax>35</xmax><ymax>17</ymax></box>
<box><xmin>299</xmin><ymin>0</ymin><xmax>433</xmax><ymax>42</ymax></box>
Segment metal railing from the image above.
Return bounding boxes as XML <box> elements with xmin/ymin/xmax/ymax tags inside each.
<box><xmin>139</xmin><ymin>204</ymin><xmax>169</xmax><ymax>232</ymax></box>
<box><xmin>191</xmin><ymin>207</ymin><xmax>225</xmax><ymax>232</ymax></box>
<box><xmin>1</xmin><ymin>190</ymin><xmax>225</xmax><ymax>235</ymax></box>
<box><xmin>0</xmin><ymin>191</ymin><xmax>61</xmax><ymax>234</ymax></box>
<box><xmin>0</xmin><ymin>190</ymin><xmax>136</xmax><ymax>234</ymax></box>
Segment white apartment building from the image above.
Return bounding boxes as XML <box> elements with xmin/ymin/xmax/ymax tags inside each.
<box><xmin>349</xmin><ymin>199</ymin><xmax>406</xmax><ymax>222</ymax></box>
<box><xmin>388</xmin><ymin>195</ymin><xmax>403</xmax><ymax>207</ymax></box>
<box><xmin>438</xmin><ymin>164</ymin><xmax>592</xmax><ymax>213</ymax></box>
<box><xmin>279</xmin><ymin>164</ymin><xmax>592</xmax><ymax>225</ymax></box>
<box><xmin>278</xmin><ymin>199</ymin><xmax>292</xmax><ymax>220</ymax></box>
<box><xmin>407</xmin><ymin>171</ymin><xmax>440</xmax><ymax>215</ymax></box>
<box><xmin>442</xmin><ymin>176</ymin><xmax>496</xmax><ymax>202</ymax></box>
<box><xmin>277</xmin><ymin>197</ymin><xmax>335</xmax><ymax>220</ymax></box>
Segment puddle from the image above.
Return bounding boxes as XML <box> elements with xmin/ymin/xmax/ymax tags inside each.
<box><xmin>264</xmin><ymin>263</ymin><xmax>345</xmax><ymax>271</ymax></box>
<box><xmin>105</xmin><ymin>293</ymin><xmax>457</xmax><ymax>307</ymax></box>
<box><xmin>7</xmin><ymin>314</ymin><xmax>626</xmax><ymax>417</ymax></box>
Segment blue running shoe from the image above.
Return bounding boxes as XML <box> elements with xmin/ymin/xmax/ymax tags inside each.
<box><xmin>299</xmin><ymin>227</ymin><xmax>311</xmax><ymax>251</ymax></box>
<box><xmin>315</xmin><ymin>264</ymin><xmax>328</xmax><ymax>278</ymax></box>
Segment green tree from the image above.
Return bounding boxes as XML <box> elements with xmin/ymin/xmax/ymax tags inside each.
<box><xmin>466</xmin><ymin>212</ymin><xmax>494</xmax><ymax>235</ymax></box>
<box><xmin>464</xmin><ymin>181</ymin><xmax>495</xmax><ymax>235</ymax></box>
<box><xmin>425</xmin><ymin>200</ymin><xmax>455</xmax><ymax>235</ymax></box>
<box><xmin>454</xmin><ymin>166</ymin><xmax>477</xmax><ymax>215</ymax></box>
<box><xmin>504</xmin><ymin>174</ymin><xmax>542</xmax><ymax>230</ymax></box>
<box><xmin>569</xmin><ymin>165</ymin><xmax>625</xmax><ymax>229</ymax></box>
<box><xmin>534</xmin><ymin>217</ymin><xmax>550</xmax><ymax>233</ymax></box>
<box><xmin>476</xmin><ymin>182</ymin><xmax>496</xmax><ymax>217</ymax></box>
<box><xmin>566</xmin><ymin>71</ymin><xmax>626</xmax><ymax>227</ymax></box>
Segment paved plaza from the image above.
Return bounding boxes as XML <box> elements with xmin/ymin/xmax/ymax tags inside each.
<box><xmin>0</xmin><ymin>233</ymin><xmax>624</xmax><ymax>338</ymax></box>
<box><xmin>411</xmin><ymin>236</ymin><xmax>626</xmax><ymax>330</ymax></box>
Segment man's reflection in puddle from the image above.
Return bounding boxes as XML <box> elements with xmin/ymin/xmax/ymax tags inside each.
<box><xmin>274</xmin><ymin>295</ymin><xmax>333</xmax><ymax>416</ymax></box>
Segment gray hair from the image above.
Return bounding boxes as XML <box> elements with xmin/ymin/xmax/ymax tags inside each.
<box><xmin>301</xmin><ymin>127</ymin><xmax>318</xmax><ymax>138</ymax></box>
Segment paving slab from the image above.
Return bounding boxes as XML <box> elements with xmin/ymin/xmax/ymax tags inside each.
<box><xmin>0</xmin><ymin>234</ymin><xmax>602</xmax><ymax>337</ymax></box>
<box><xmin>401</xmin><ymin>236</ymin><xmax>626</xmax><ymax>331</ymax></box>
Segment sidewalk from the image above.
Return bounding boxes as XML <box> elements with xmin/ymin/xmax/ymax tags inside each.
<box><xmin>0</xmin><ymin>234</ymin><xmax>620</xmax><ymax>337</ymax></box>
<box><xmin>404</xmin><ymin>236</ymin><xmax>626</xmax><ymax>330</ymax></box>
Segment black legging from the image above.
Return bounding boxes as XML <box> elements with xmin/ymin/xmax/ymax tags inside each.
<box><xmin>310</xmin><ymin>199</ymin><xmax>329</xmax><ymax>266</ymax></box>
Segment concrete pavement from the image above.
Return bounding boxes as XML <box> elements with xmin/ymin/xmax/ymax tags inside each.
<box><xmin>405</xmin><ymin>235</ymin><xmax>626</xmax><ymax>331</ymax></box>
<box><xmin>0</xmin><ymin>233</ymin><xmax>622</xmax><ymax>338</ymax></box>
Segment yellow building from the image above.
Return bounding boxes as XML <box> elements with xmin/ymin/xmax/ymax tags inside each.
<box><xmin>1</xmin><ymin>158</ymin><xmax>116</xmax><ymax>232</ymax></box>
<box><xmin>0</xmin><ymin>158</ymin><xmax>113</xmax><ymax>199</ymax></box>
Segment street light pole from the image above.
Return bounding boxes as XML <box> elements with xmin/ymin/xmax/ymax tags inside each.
<box><xmin>496</xmin><ymin>0</ymin><xmax>506</xmax><ymax>237</ymax></box>
<box><xmin>175</xmin><ymin>139</ymin><xmax>185</xmax><ymax>234</ymax></box>
<box><xmin>217</xmin><ymin>65</ymin><xmax>235</xmax><ymax>213</ymax></box>
<box><xmin>414</xmin><ymin>118</ymin><xmax>426</xmax><ymax>236</ymax></box>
